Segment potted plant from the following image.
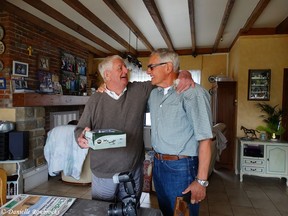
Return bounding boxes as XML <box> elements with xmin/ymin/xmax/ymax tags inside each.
<box><xmin>256</xmin><ymin>103</ymin><xmax>285</xmax><ymax>139</ymax></box>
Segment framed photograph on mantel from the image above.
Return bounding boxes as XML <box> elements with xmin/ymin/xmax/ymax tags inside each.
<box><xmin>248</xmin><ymin>69</ymin><xmax>271</xmax><ymax>101</ymax></box>
<box><xmin>12</xmin><ymin>61</ymin><xmax>29</xmax><ymax>77</ymax></box>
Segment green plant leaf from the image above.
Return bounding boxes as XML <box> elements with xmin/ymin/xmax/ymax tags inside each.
<box><xmin>255</xmin><ymin>102</ymin><xmax>286</xmax><ymax>136</ymax></box>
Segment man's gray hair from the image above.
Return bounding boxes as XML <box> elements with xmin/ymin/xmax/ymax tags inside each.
<box><xmin>150</xmin><ymin>48</ymin><xmax>180</xmax><ymax>72</ymax></box>
<box><xmin>98</xmin><ymin>55</ymin><xmax>123</xmax><ymax>78</ymax></box>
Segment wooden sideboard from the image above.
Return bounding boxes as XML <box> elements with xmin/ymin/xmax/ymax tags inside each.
<box><xmin>13</xmin><ymin>93</ymin><xmax>89</xmax><ymax>107</ymax></box>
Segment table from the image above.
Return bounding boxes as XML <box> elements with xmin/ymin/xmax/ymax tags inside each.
<box><xmin>0</xmin><ymin>194</ymin><xmax>162</xmax><ymax>216</ymax></box>
<box><xmin>65</xmin><ymin>198</ymin><xmax>163</xmax><ymax>216</ymax></box>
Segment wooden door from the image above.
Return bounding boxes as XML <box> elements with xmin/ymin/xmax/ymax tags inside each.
<box><xmin>282</xmin><ymin>69</ymin><xmax>288</xmax><ymax>141</ymax></box>
<box><xmin>213</xmin><ymin>81</ymin><xmax>237</xmax><ymax>170</ymax></box>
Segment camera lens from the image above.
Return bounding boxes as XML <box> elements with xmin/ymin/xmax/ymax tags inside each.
<box><xmin>108</xmin><ymin>202</ymin><xmax>124</xmax><ymax>216</ymax></box>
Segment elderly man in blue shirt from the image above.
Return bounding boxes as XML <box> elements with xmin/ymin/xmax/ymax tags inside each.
<box><xmin>147</xmin><ymin>49</ymin><xmax>213</xmax><ymax>216</ymax></box>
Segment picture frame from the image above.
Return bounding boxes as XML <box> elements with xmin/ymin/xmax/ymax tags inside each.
<box><xmin>61</xmin><ymin>52</ymin><xmax>75</xmax><ymax>73</ymax></box>
<box><xmin>61</xmin><ymin>71</ymin><xmax>79</xmax><ymax>95</ymax></box>
<box><xmin>12</xmin><ymin>61</ymin><xmax>29</xmax><ymax>77</ymax></box>
<box><xmin>76</xmin><ymin>57</ymin><xmax>87</xmax><ymax>76</ymax></box>
<box><xmin>12</xmin><ymin>79</ymin><xmax>28</xmax><ymax>89</ymax></box>
<box><xmin>248</xmin><ymin>69</ymin><xmax>271</xmax><ymax>101</ymax></box>
<box><xmin>0</xmin><ymin>78</ymin><xmax>6</xmax><ymax>89</ymax></box>
<box><xmin>38</xmin><ymin>70</ymin><xmax>53</xmax><ymax>93</ymax></box>
<box><xmin>38</xmin><ymin>56</ymin><xmax>50</xmax><ymax>71</ymax></box>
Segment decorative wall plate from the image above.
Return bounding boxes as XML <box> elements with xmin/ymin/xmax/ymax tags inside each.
<box><xmin>0</xmin><ymin>60</ymin><xmax>3</xmax><ymax>72</ymax></box>
<box><xmin>0</xmin><ymin>25</ymin><xmax>4</xmax><ymax>40</ymax></box>
<box><xmin>0</xmin><ymin>41</ymin><xmax>5</xmax><ymax>54</ymax></box>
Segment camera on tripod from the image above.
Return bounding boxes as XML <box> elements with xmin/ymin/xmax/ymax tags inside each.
<box><xmin>108</xmin><ymin>172</ymin><xmax>138</xmax><ymax>216</ymax></box>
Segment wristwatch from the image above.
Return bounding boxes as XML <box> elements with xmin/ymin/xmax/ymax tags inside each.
<box><xmin>195</xmin><ymin>177</ymin><xmax>209</xmax><ymax>187</ymax></box>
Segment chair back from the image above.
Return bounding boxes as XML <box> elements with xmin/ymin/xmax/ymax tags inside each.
<box><xmin>0</xmin><ymin>168</ymin><xmax>7</xmax><ymax>206</ymax></box>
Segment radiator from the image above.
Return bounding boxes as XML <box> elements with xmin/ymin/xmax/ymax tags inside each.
<box><xmin>50</xmin><ymin>111</ymin><xmax>79</xmax><ymax>129</ymax></box>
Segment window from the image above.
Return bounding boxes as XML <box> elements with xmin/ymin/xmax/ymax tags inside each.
<box><xmin>129</xmin><ymin>69</ymin><xmax>151</xmax><ymax>82</ymax></box>
<box><xmin>189</xmin><ymin>70</ymin><xmax>201</xmax><ymax>84</ymax></box>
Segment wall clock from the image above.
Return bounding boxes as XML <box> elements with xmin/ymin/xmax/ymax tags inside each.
<box><xmin>0</xmin><ymin>25</ymin><xmax>4</xmax><ymax>40</ymax></box>
<box><xmin>0</xmin><ymin>41</ymin><xmax>5</xmax><ymax>54</ymax></box>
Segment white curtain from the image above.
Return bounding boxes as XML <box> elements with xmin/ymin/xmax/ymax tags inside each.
<box><xmin>129</xmin><ymin>69</ymin><xmax>151</xmax><ymax>82</ymax></box>
<box><xmin>189</xmin><ymin>70</ymin><xmax>201</xmax><ymax>84</ymax></box>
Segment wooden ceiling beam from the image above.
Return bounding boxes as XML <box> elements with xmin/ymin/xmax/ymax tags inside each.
<box><xmin>2</xmin><ymin>0</ymin><xmax>106</xmax><ymax>57</ymax></box>
<box><xmin>103</xmin><ymin>0</ymin><xmax>154</xmax><ymax>53</ymax></box>
<box><xmin>188</xmin><ymin>0</ymin><xmax>196</xmax><ymax>55</ymax></box>
<box><xmin>137</xmin><ymin>47</ymin><xmax>229</xmax><ymax>57</ymax></box>
<box><xmin>143</xmin><ymin>0</ymin><xmax>174</xmax><ymax>51</ymax></box>
<box><xmin>23</xmin><ymin>0</ymin><xmax>120</xmax><ymax>55</ymax></box>
<box><xmin>63</xmin><ymin>0</ymin><xmax>136</xmax><ymax>55</ymax></box>
<box><xmin>212</xmin><ymin>0</ymin><xmax>235</xmax><ymax>53</ymax></box>
<box><xmin>242</xmin><ymin>0</ymin><xmax>270</xmax><ymax>33</ymax></box>
<box><xmin>276</xmin><ymin>16</ymin><xmax>288</xmax><ymax>34</ymax></box>
<box><xmin>240</xmin><ymin>28</ymin><xmax>276</xmax><ymax>35</ymax></box>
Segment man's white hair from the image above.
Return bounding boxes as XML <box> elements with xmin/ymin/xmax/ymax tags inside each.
<box><xmin>98</xmin><ymin>55</ymin><xmax>123</xmax><ymax>78</ymax></box>
<box><xmin>150</xmin><ymin>48</ymin><xmax>180</xmax><ymax>72</ymax></box>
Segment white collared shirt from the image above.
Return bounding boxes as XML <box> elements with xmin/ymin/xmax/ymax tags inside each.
<box><xmin>163</xmin><ymin>86</ymin><xmax>172</xmax><ymax>95</ymax></box>
<box><xmin>105</xmin><ymin>87</ymin><xmax>127</xmax><ymax>100</ymax></box>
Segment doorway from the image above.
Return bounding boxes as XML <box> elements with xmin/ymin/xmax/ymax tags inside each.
<box><xmin>282</xmin><ymin>68</ymin><xmax>288</xmax><ymax>141</ymax></box>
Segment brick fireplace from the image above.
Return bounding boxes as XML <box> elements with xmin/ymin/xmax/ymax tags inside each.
<box><xmin>0</xmin><ymin>93</ymin><xmax>87</xmax><ymax>173</ymax></box>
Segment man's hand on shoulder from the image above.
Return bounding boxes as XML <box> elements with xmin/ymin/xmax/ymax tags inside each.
<box><xmin>176</xmin><ymin>70</ymin><xmax>195</xmax><ymax>93</ymax></box>
<box><xmin>96</xmin><ymin>83</ymin><xmax>106</xmax><ymax>93</ymax></box>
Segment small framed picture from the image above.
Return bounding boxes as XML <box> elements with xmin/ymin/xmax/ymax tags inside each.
<box><xmin>12</xmin><ymin>61</ymin><xmax>29</xmax><ymax>77</ymax></box>
<box><xmin>12</xmin><ymin>79</ymin><xmax>28</xmax><ymax>89</ymax></box>
<box><xmin>0</xmin><ymin>78</ymin><xmax>6</xmax><ymax>89</ymax></box>
<box><xmin>38</xmin><ymin>56</ymin><xmax>50</xmax><ymax>71</ymax></box>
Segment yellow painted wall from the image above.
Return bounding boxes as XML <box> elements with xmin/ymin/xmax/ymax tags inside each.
<box><xmin>229</xmin><ymin>35</ymin><xmax>288</xmax><ymax>137</ymax></box>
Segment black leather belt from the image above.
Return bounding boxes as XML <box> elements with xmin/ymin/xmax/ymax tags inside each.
<box><xmin>154</xmin><ymin>152</ymin><xmax>191</xmax><ymax>161</ymax></box>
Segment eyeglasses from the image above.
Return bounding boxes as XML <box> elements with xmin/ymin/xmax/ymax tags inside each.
<box><xmin>147</xmin><ymin>62</ymin><xmax>168</xmax><ymax>70</ymax></box>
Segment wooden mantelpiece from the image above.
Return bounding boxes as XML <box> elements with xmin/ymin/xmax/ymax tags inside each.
<box><xmin>13</xmin><ymin>93</ymin><xmax>89</xmax><ymax>107</ymax></box>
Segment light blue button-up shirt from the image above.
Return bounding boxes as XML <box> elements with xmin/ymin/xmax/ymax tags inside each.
<box><xmin>148</xmin><ymin>84</ymin><xmax>213</xmax><ymax>156</ymax></box>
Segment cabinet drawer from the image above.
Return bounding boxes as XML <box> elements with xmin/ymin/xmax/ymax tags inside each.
<box><xmin>243</xmin><ymin>158</ymin><xmax>265</xmax><ymax>166</ymax></box>
<box><xmin>243</xmin><ymin>166</ymin><xmax>265</xmax><ymax>173</ymax></box>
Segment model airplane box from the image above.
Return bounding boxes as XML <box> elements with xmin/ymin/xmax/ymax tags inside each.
<box><xmin>84</xmin><ymin>129</ymin><xmax>126</xmax><ymax>150</ymax></box>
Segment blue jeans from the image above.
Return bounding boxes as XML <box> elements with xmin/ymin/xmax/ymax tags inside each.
<box><xmin>153</xmin><ymin>156</ymin><xmax>199</xmax><ymax>216</ymax></box>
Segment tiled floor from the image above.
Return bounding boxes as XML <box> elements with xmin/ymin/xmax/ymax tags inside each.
<box><xmin>26</xmin><ymin>168</ymin><xmax>288</xmax><ymax>215</ymax></box>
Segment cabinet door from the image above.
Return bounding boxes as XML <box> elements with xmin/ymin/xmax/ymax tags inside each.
<box><xmin>266</xmin><ymin>145</ymin><xmax>288</xmax><ymax>174</ymax></box>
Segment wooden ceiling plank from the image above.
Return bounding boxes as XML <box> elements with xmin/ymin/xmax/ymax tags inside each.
<box><xmin>276</xmin><ymin>16</ymin><xmax>288</xmax><ymax>34</ymax></box>
<box><xmin>188</xmin><ymin>0</ymin><xmax>196</xmax><ymax>55</ymax></box>
<box><xmin>2</xmin><ymin>0</ymin><xmax>106</xmax><ymax>57</ymax></box>
<box><xmin>103</xmin><ymin>0</ymin><xmax>154</xmax><ymax>52</ymax></box>
<box><xmin>143</xmin><ymin>0</ymin><xmax>174</xmax><ymax>51</ymax></box>
<box><xmin>242</xmin><ymin>0</ymin><xmax>270</xmax><ymax>33</ymax></box>
<box><xmin>212</xmin><ymin>0</ymin><xmax>235</xmax><ymax>53</ymax></box>
<box><xmin>63</xmin><ymin>0</ymin><xmax>136</xmax><ymax>55</ymax></box>
<box><xmin>23</xmin><ymin>0</ymin><xmax>120</xmax><ymax>54</ymax></box>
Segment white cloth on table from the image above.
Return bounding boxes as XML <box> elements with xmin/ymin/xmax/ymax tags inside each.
<box><xmin>44</xmin><ymin>125</ymin><xmax>88</xmax><ymax>180</ymax></box>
